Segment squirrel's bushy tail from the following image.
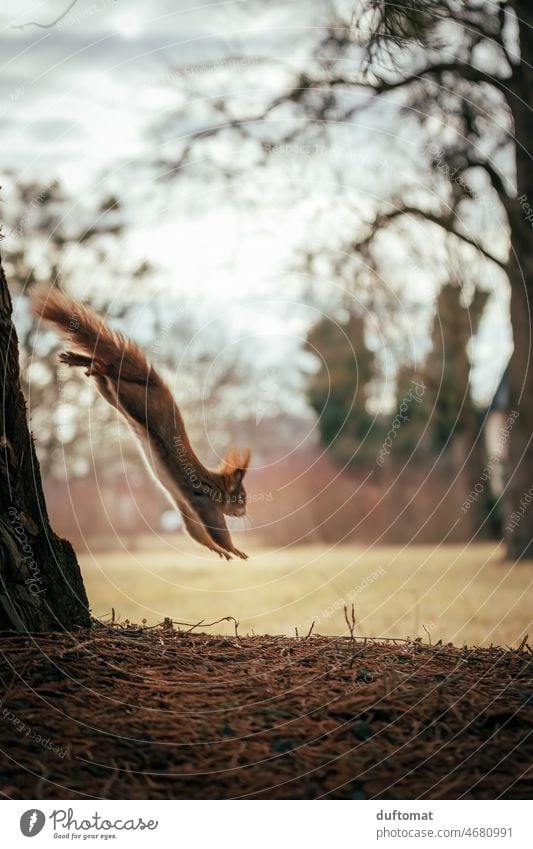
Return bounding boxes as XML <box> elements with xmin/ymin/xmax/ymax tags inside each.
<box><xmin>30</xmin><ymin>284</ymin><xmax>156</xmax><ymax>386</ymax></box>
<box><xmin>30</xmin><ymin>284</ymin><xmax>198</xmax><ymax>469</ymax></box>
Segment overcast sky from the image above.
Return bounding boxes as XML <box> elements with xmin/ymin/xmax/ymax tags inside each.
<box><xmin>0</xmin><ymin>0</ymin><xmax>512</xmax><ymax>407</ymax></box>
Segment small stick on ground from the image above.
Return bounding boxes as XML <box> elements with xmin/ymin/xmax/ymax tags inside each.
<box><xmin>304</xmin><ymin>620</ymin><xmax>316</xmax><ymax>640</ymax></box>
<box><xmin>186</xmin><ymin>619</ymin><xmax>205</xmax><ymax>633</ymax></box>
<box><xmin>344</xmin><ymin>604</ymin><xmax>356</xmax><ymax>641</ymax></box>
<box><xmin>517</xmin><ymin>634</ymin><xmax>528</xmax><ymax>653</ymax></box>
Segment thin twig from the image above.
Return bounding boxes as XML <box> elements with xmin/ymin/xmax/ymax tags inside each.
<box><xmin>304</xmin><ymin>620</ymin><xmax>316</xmax><ymax>640</ymax></box>
<box><xmin>517</xmin><ymin>634</ymin><xmax>528</xmax><ymax>653</ymax></box>
<box><xmin>186</xmin><ymin>619</ymin><xmax>205</xmax><ymax>633</ymax></box>
<box><xmin>343</xmin><ymin>604</ymin><xmax>356</xmax><ymax>641</ymax></box>
<box><xmin>11</xmin><ymin>0</ymin><xmax>81</xmax><ymax>30</ymax></box>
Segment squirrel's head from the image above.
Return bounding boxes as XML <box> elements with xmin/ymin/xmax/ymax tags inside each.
<box><xmin>219</xmin><ymin>447</ymin><xmax>251</xmax><ymax>517</ymax></box>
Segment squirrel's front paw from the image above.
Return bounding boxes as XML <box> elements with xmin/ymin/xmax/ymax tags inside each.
<box><xmin>214</xmin><ymin>547</ymin><xmax>232</xmax><ymax>560</ymax></box>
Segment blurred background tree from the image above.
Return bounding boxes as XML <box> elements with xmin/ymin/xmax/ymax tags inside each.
<box><xmin>306</xmin><ymin>312</ymin><xmax>379</xmax><ymax>466</ymax></box>
<box><xmin>152</xmin><ymin>0</ymin><xmax>528</xmax><ymax>555</ymax></box>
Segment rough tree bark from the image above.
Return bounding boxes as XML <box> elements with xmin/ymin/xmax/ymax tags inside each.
<box><xmin>0</xmin><ymin>251</ymin><xmax>90</xmax><ymax>630</ymax></box>
<box><xmin>505</xmin><ymin>1</ymin><xmax>533</xmax><ymax>560</ymax></box>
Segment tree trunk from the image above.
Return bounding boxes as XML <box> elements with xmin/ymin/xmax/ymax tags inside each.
<box><xmin>0</xmin><ymin>252</ymin><xmax>90</xmax><ymax>630</ymax></box>
<box><xmin>505</xmin><ymin>3</ymin><xmax>533</xmax><ymax>560</ymax></box>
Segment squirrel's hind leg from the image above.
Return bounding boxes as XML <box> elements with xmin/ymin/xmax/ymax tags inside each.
<box><xmin>59</xmin><ymin>351</ymin><xmax>94</xmax><ymax>371</ymax></box>
<box><xmin>60</xmin><ymin>352</ymin><xmax>113</xmax><ymax>385</ymax></box>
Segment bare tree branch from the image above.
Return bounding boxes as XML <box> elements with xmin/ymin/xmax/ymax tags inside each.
<box><xmin>357</xmin><ymin>203</ymin><xmax>508</xmax><ymax>270</ymax></box>
<box><xmin>359</xmin><ymin>61</ymin><xmax>509</xmax><ymax>95</ymax></box>
<box><xmin>11</xmin><ymin>0</ymin><xmax>81</xmax><ymax>30</ymax></box>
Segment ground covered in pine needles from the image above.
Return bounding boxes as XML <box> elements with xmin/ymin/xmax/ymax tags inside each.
<box><xmin>0</xmin><ymin>624</ymin><xmax>531</xmax><ymax>799</ymax></box>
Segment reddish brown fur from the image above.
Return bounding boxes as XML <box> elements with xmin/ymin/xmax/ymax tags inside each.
<box><xmin>30</xmin><ymin>285</ymin><xmax>251</xmax><ymax>560</ymax></box>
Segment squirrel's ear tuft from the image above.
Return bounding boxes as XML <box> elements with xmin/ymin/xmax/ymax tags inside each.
<box><xmin>219</xmin><ymin>447</ymin><xmax>251</xmax><ymax>483</ymax></box>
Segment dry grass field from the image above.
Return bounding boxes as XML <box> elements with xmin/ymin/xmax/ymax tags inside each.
<box><xmin>81</xmin><ymin>538</ymin><xmax>532</xmax><ymax>646</ymax></box>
